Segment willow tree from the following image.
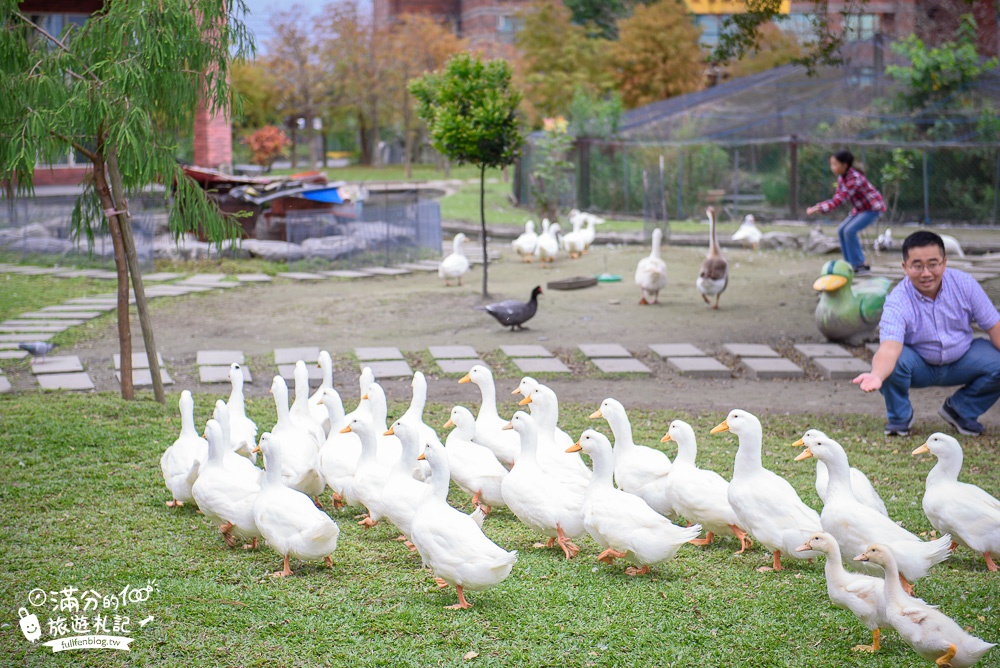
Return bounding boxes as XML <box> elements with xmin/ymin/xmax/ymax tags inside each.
<box><xmin>1</xmin><ymin>0</ymin><xmax>252</xmax><ymax>401</ymax></box>
<box><xmin>410</xmin><ymin>53</ymin><xmax>524</xmax><ymax>298</ymax></box>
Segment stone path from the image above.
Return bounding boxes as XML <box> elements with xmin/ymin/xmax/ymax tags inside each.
<box><xmin>428</xmin><ymin>345</ymin><xmax>483</xmax><ymax>375</ymax></box>
<box><xmin>197</xmin><ymin>350</ymin><xmax>251</xmax><ymax>384</ymax></box>
<box><xmin>354</xmin><ymin>346</ymin><xmax>412</xmax><ymax>379</ymax></box>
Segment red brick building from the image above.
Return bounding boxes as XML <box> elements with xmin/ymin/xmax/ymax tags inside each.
<box><xmin>374</xmin><ymin>0</ymin><xmax>531</xmax><ymax>50</ymax></box>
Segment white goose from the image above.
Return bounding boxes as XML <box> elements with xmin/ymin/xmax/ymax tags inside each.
<box><xmin>799</xmin><ymin>429</ymin><xmax>887</xmax><ymax>516</ymax></box>
<box><xmin>317</xmin><ymin>387</ymin><xmax>361</xmax><ymax>509</ymax></box>
<box><xmin>712</xmin><ymin>409</ymin><xmax>821</xmax><ymax>571</ymax></box>
<box><xmin>501</xmin><ymin>411</ymin><xmax>586</xmax><ymax>559</ymax></box>
<box><xmin>191</xmin><ymin>419</ymin><xmax>262</xmax><ymax>549</ymax></box>
<box><xmin>160</xmin><ymin>390</ymin><xmax>207</xmax><ymax>508</ymax></box>
<box><xmin>379</xmin><ymin>421</ymin><xmax>432</xmax><ymax>540</ymax></box>
<box><xmin>914</xmin><ymin>432</ymin><xmax>1000</xmax><ymax>572</ymax></box>
<box><xmin>570</xmin><ymin>430</ymin><xmax>700</xmax><ymax>576</ymax></box>
<box><xmin>511</xmin><ymin>220</ymin><xmax>538</xmax><ymax>262</ymax></box>
<box><xmin>268</xmin><ymin>376</ymin><xmax>325</xmax><ymax>499</ymax></box>
<box><xmin>590</xmin><ymin>398</ymin><xmax>671</xmax><ymax>494</ymax></box>
<box><xmin>409</xmin><ymin>440</ymin><xmax>517</xmax><ymax>609</ymax></box>
<box><xmin>660</xmin><ymin>419</ymin><xmax>749</xmax><ymax>551</ymax></box>
<box><xmin>290</xmin><ymin>360</ymin><xmax>326</xmax><ymax>449</ymax></box>
<box><xmin>443</xmin><ymin>405</ymin><xmax>508</xmax><ymax>513</ymax></box>
<box><xmin>439</xmin><ymin>232</ymin><xmax>471</xmax><ymax>286</ymax></box>
<box><xmin>225</xmin><ymin>363</ymin><xmax>258</xmax><ymax>462</ymax></box>
<box><xmin>634</xmin><ymin>228</ymin><xmax>668</xmax><ymax>305</ymax></box>
<box><xmin>340</xmin><ymin>415</ymin><xmax>391</xmax><ymax>527</ymax></box>
<box><xmin>796</xmin><ymin>532</ymin><xmax>888</xmax><ymax>653</ymax></box>
<box><xmin>856</xmin><ymin>544</ymin><xmax>995</xmax><ymax>667</ymax></box>
<box><xmin>459</xmin><ymin>365</ymin><xmax>519</xmax><ymax>468</ymax></box>
<box><xmin>534</xmin><ymin>222</ymin><xmax>560</xmax><ymax>263</ymax></box>
<box><xmin>308</xmin><ymin>351</ymin><xmax>335</xmax><ymax>433</ymax></box>
<box><xmin>794</xmin><ymin>431</ymin><xmax>951</xmax><ymax>592</ymax></box>
<box><xmin>253</xmin><ymin>433</ymin><xmax>339</xmax><ymax>577</ymax></box>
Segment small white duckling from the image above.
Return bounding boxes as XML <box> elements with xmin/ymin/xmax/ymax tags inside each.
<box><xmin>439</xmin><ymin>232</ymin><xmax>471</xmax><ymax>286</ymax></box>
<box><xmin>570</xmin><ymin>430</ymin><xmax>700</xmax><ymax>576</ymax></box>
<box><xmin>443</xmin><ymin>406</ymin><xmax>508</xmax><ymax>513</ymax></box>
<box><xmin>253</xmin><ymin>433</ymin><xmax>339</xmax><ymax>577</ymax></box>
<box><xmin>914</xmin><ymin>433</ymin><xmax>1000</xmax><ymax>572</ymax></box>
<box><xmin>161</xmin><ymin>390</ymin><xmax>207</xmax><ymax>508</ymax></box>
<box><xmin>512</xmin><ymin>220</ymin><xmax>538</xmax><ymax>262</ymax></box>
<box><xmin>856</xmin><ymin>544</ymin><xmax>996</xmax><ymax>667</ymax></box>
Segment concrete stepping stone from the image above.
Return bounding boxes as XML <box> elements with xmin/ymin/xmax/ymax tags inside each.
<box><xmin>0</xmin><ymin>350</ymin><xmax>29</xmax><ymax>360</ymax></box>
<box><xmin>182</xmin><ymin>273</ymin><xmax>226</xmax><ymax>283</ymax></box>
<box><xmin>145</xmin><ymin>285</ymin><xmax>206</xmax><ymax>296</ymax></box>
<box><xmin>592</xmin><ymin>358</ymin><xmax>652</xmax><ymax>374</ymax></box>
<box><xmin>236</xmin><ymin>273</ymin><xmax>273</xmax><ymax>282</ymax></box>
<box><xmin>142</xmin><ymin>272</ymin><xmax>185</xmax><ymax>281</ymax></box>
<box><xmin>277</xmin><ymin>272</ymin><xmax>327</xmax><ymax>280</ymax></box>
<box><xmin>723</xmin><ymin>343</ymin><xmax>780</xmax><ymax>358</ymax></box>
<box><xmin>793</xmin><ymin>343</ymin><xmax>852</xmax><ymax>358</ymax></box>
<box><xmin>113</xmin><ymin>352</ymin><xmax>165</xmax><ymax>369</ymax></box>
<box><xmin>355</xmin><ymin>346</ymin><xmax>404</xmax><ymax>361</ymax></box>
<box><xmin>579</xmin><ymin>343</ymin><xmax>631</xmax><ymax>358</ymax></box>
<box><xmin>429</xmin><ymin>345</ymin><xmax>478</xmax><ymax>359</ymax></box>
<box><xmin>88</xmin><ymin>270</ymin><xmax>120</xmax><ymax>279</ymax></box>
<box><xmin>813</xmin><ymin>357</ymin><xmax>870</xmax><ymax>380</ymax></box>
<box><xmin>501</xmin><ymin>345</ymin><xmax>553</xmax><ymax>358</ymax></box>
<box><xmin>38</xmin><ymin>372</ymin><xmax>95</xmax><ymax>390</ymax></box>
<box><xmin>31</xmin><ymin>355</ymin><xmax>84</xmax><ymax>374</ymax></box>
<box><xmin>116</xmin><ymin>369</ymin><xmax>174</xmax><ymax>386</ymax></box>
<box><xmin>41</xmin><ymin>304</ymin><xmax>116</xmax><ymax>312</ymax></box>
<box><xmin>277</xmin><ymin>364</ymin><xmax>322</xmax><ymax>384</ymax></box>
<box><xmin>511</xmin><ymin>357</ymin><xmax>571</xmax><ymax>374</ymax></box>
<box><xmin>65</xmin><ymin>297</ymin><xmax>120</xmax><ymax>305</ymax></box>
<box><xmin>395</xmin><ymin>263</ymin><xmax>439</xmax><ymax>272</ymax></box>
<box><xmin>320</xmin><ymin>270</ymin><xmax>373</xmax><ymax>279</ymax></box>
<box><xmin>52</xmin><ymin>270</ymin><xmax>98</xmax><ymax>279</ymax></box>
<box><xmin>0</xmin><ymin>342</ymin><xmax>19</xmax><ymax>349</ymax></box>
<box><xmin>0</xmin><ymin>333</ymin><xmax>53</xmax><ymax>342</ymax></box>
<box><xmin>274</xmin><ymin>346</ymin><xmax>320</xmax><ymax>364</ymax></box>
<box><xmin>197</xmin><ymin>350</ymin><xmax>245</xmax><ymax>366</ymax></box>
<box><xmin>19</xmin><ymin>311</ymin><xmax>102</xmax><ymax>320</ymax></box>
<box><xmin>178</xmin><ymin>279</ymin><xmax>238</xmax><ymax>289</ymax></box>
<box><xmin>866</xmin><ymin>343</ymin><xmax>880</xmax><ymax>353</ymax></box>
<box><xmin>741</xmin><ymin>357</ymin><xmax>804</xmax><ymax>380</ymax></box>
<box><xmin>200</xmin><ymin>365</ymin><xmax>252</xmax><ymax>383</ymax></box>
<box><xmin>364</xmin><ymin>267</ymin><xmax>411</xmax><ymax>276</ymax></box>
<box><xmin>437</xmin><ymin>358</ymin><xmax>485</xmax><ymax>374</ymax></box>
<box><xmin>3</xmin><ymin>319</ymin><xmax>82</xmax><ymax>327</ymax></box>
<box><xmin>0</xmin><ymin>376</ymin><xmax>10</xmax><ymax>393</ymax></box>
<box><xmin>0</xmin><ymin>324</ymin><xmax>70</xmax><ymax>333</ymax></box>
<box><xmin>363</xmin><ymin>360</ymin><xmax>413</xmax><ymax>379</ymax></box>
<box><xmin>649</xmin><ymin>343</ymin><xmax>707</xmax><ymax>358</ymax></box>
<box><xmin>667</xmin><ymin>357</ymin><xmax>731</xmax><ymax>378</ymax></box>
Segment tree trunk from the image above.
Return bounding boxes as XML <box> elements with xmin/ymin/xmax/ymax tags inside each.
<box><xmin>92</xmin><ymin>158</ymin><xmax>133</xmax><ymax>400</ymax></box>
<box><xmin>290</xmin><ymin>123</ymin><xmax>298</xmax><ymax>169</ymax></box>
<box><xmin>357</xmin><ymin>112</ymin><xmax>371</xmax><ymax>166</ymax></box>
<box><xmin>107</xmin><ymin>149</ymin><xmax>165</xmax><ymax>403</ymax></box>
<box><xmin>403</xmin><ymin>94</ymin><xmax>413</xmax><ymax>179</ymax></box>
<box><xmin>480</xmin><ymin>162</ymin><xmax>489</xmax><ymax>299</ymax></box>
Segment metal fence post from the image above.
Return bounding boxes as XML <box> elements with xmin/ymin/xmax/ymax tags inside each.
<box><xmin>993</xmin><ymin>147</ymin><xmax>1000</xmax><ymax>226</ymax></box>
<box><xmin>577</xmin><ymin>139</ymin><xmax>591</xmax><ymax>211</ymax></box>
<box><xmin>789</xmin><ymin>135</ymin><xmax>799</xmax><ymax>220</ymax></box>
<box><xmin>731</xmin><ymin>147</ymin><xmax>740</xmax><ymax>220</ymax></box>
<box><xmin>677</xmin><ymin>147</ymin><xmax>684</xmax><ymax>220</ymax></box>
<box><xmin>623</xmin><ymin>149</ymin><xmax>629</xmax><ymax>215</ymax></box>
<box><xmin>922</xmin><ymin>149</ymin><xmax>931</xmax><ymax>225</ymax></box>
<box><xmin>659</xmin><ymin>154</ymin><xmax>669</xmax><ymax>240</ymax></box>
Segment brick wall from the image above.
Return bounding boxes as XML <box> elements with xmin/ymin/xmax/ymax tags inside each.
<box><xmin>193</xmin><ymin>102</ymin><xmax>232</xmax><ymax>171</ymax></box>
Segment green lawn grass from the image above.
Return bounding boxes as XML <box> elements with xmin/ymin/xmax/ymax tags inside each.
<box><xmin>1</xmin><ymin>392</ymin><xmax>997</xmax><ymax>667</ymax></box>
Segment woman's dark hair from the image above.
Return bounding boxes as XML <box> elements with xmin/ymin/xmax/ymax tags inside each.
<box><xmin>833</xmin><ymin>150</ymin><xmax>854</xmax><ymax>168</ymax></box>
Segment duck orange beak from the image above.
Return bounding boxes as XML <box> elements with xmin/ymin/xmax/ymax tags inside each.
<box><xmin>417</xmin><ymin>453</ymin><xmax>426</xmax><ymax>461</ymax></box>
<box><xmin>361</xmin><ymin>393</ymin><xmax>369</xmax><ymax>400</ymax></box>
<box><xmin>660</xmin><ymin>433</ymin><xmax>672</xmax><ymax>443</ymax></box>
<box><xmin>511</xmin><ymin>387</ymin><xmax>521</xmax><ymax>395</ymax></box>
<box><xmin>813</xmin><ymin>275</ymin><xmax>848</xmax><ymax>292</ymax></box>
<box><xmin>791</xmin><ymin>437</ymin><xmax>805</xmax><ymax>447</ymax></box>
<box><xmin>853</xmin><ymin>552</ymin><xmax>869</xmax><ymax>562</ymax></box>
<box><xmin>458</xmin><ymin>374</ymin><xmax>471</xmax><ymax>384</ymax></box>
<box><xmin>912</xmin><ymin>443</ymin><xmax>930</xmax><ymax>455</ymax></box>
<box><xmin>384</xmin><ymin>427</ymin><xmax>395</xmax><ymax>436</ymax></box>
<box><xmin>251</xmin><ymin>445</ymin><xmax>261</xmax><ymax>454</ymax></box>
<box><xmin>339</xmin><ymin>425</ymin><xmax>353</xmax><ymax>434</ymax></box>
<box><xmin>501</xmin><ymin>422</ymin><xmax>513</xmax><ymax>431</ymax></box>
<box><xmin>710</xmin><ymin>420</ymin><xmax>729</xmax><ymax>434</ymax></box>
<box><xmin>518</xmin><ymin>395</ymin><xmax>532</xmax><ymax>406</ymax></box>
<box><xmin>566</xmin><ymin>442</ymin><xmax>582</xmax><ymax>453</ymax></box>
<box><xmin>794</xmin><ymin>542</ymin><xmax>811</xmax><ymax>552</ymax></box>
<box><xmin>443</xmin><ymin>419</ymin><xmax>455</xmax><ymax>429</ymax></box>
<box><xmin>589</xmin><ymin>409</ymin><xmax>603</xmax><ymax>419</ymax></box>
<box><xmin>794</xmin><ymin>448</ymin><xmax>814</xmax><ymax>461</ymax></box>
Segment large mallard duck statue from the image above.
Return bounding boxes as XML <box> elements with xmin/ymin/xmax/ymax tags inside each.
<box><xmin>813</xmin><ymin>260</ymin><xmax>892</xmax><ymax>344</ymax></box>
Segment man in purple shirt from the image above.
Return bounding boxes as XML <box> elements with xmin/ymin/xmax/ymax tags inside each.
<box><xmin>854</xmin><ymin>231</ymin><xmax>1000</xmax><ymax>436</ymax></box>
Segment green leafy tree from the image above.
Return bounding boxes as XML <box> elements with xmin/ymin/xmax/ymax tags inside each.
<box><xmin>1</xmin><ymin>0</ymin><xmax>252</xmax><ymax>401</ymax></box>
<box><xmin>727</xmin><ymin>22</ymin><xmax>803</xmax><ymax>78</ymax></box>
<box><xmin>410</xmin><ymin>53</ymin><xmax>525</xmax><ymax>298</ymax></box>
<box><xmin>566</xmin><ymin>88</ymin><xmax>623</xmax><ymax>139</ymax></box>
<box><xmin>563</xmin><ymin>0</ymin><xmax>655</xmax><ymax>40</ymax></box>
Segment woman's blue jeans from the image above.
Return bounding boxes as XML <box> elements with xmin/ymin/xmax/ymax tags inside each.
<box><xmin>837</xmin><ymin>210</ymin><xmax>880</xmax><ymax>269</ymax></box>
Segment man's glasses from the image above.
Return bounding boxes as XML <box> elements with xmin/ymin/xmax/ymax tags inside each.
<box><xmin>906</xmin><ymin>260</ymin><xmax>943</xmax><ymax>273</ymax></box>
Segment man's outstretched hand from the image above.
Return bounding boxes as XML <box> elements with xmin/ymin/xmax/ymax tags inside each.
<box><xmin>853</xmin><ymin>373</ymin><xmax>882</xmax><ymax>392</ymax></box>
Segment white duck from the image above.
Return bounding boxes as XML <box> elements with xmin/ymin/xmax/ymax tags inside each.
<box><xmin>798</xmin><ymin>429</ymin><xmax>888</xmax><ymax>516</ymax></box>
<box><xmin>590</xmin><ymin>398</ymin><xmax>671</xmax><ymax>494</ymax></box>
<box><xmin>500</xmin><ymin>411</ymin><xmax>586</xmax><ymax>559</ymax></box>
<box><xmin>570</xmin><ymin>430</ymin><xmax>700</xmax><ymax>576</ymax></box>
<box><xmin>398</xmin><ymin>371</ymin><xmax>444</xmax><ymax>455</ymax></box>
<box><xmin>160</xmin><ymin>390</ymin><xmax>207</xmax><ymax>508</ymax></box>
<box><xmin>660</xmin><ymin>419</ymin><xmax>750</xmax><ymax>551</ymax></box>
<box><xmin>212</xmin><ymin>400</ymin><xmax>264</xmax><ymax>483</ymax></box>
<box><xmin>634</xmin><ymin>228</ymin><xmax>668</xmax><ymax>305</ymax></box>
<box><xmin>289</xmin><ymin>360</ymin><xmax>326</xmax><ymax>449</ymax></box>
<box><xmin>268</xmin><ymin>376</ymin><xmax>325</xmax><ymax>499</ymax></box>
<box><xmin>731</xmin><ymin>214</ymin><xmax>763</xmax><ymax>249</ymax></box>
<box><xmin>459</xmin><ymin>365</ymin><xmax>519</xmax><ymax>468</ymax></box>
<box><xmin>225</xmin><ymin>363</ymin><xmax>258</xmax><ymax>462</ymax></box>
<box><xmin>308</xmin><ymin>351</ymin><xmax>335</xmax><ymax>433</ymax></box>
<box><xmin>443</xmin><ymin>406</ymin><xmax>508</xmax><ymax>513</ymax></box>
<box><xmin>534</xmin><ymin>222</ymin><xmax>560</xmax><ymax>263</ymax></box>
<box><xmin>343</xmin><ymin>367</ymin><xmax>375</xmax><ymax>425</ymax></box>
<box><xmin>940</xmin><ymin>233</ymin><xmax>966</xmax><ymax>258</ymax></box>
<box><xmin>439</xmin><ymin>232</ymin><xmax>471</xmax><ymax>286</ymax></box>
<box><xmin>794</xmin><ymin>431</ymin><xmax>951</xmax><ymax>592</ymax></box>
<box><xmin>317</xmin><ymin>387</ymin><xmax>361</xmax><ymax>509</ymax></box>
<box><xmin>409</xmin><ymin>440</ymin><xmax>517</xmax><ymax>609</ymax></box>
<box><xmin>340</xmin><ymin>415</ymin><xmax>391</xmax><ymax>527</ymax></box>
<box><xmin>914</xmin><ymin>432</ymin><xmax>1000</xmax><ymax>572</ymax></box>
<box><xmin>362</xmin><ymin>382</ymin><xmax>409</xmax><ymax>474</ymax></box>
<box><xmin>855</xmin><ymin>544</ymin><xmax>996</xmax><ymax>667</ymax></box>
<box><xmin>511</xmin><ymin>376</ymin><xmax>572</xmax><ymax>450</ymax></box>
<box><xmin>561</xmin><ymin>217</ymin><xmax>587</xmax><ymax>259</ymax></box>
<box><xmin>579</xmin><ymin>212</ymin><xmax>602</xmax><ymax>250</ymax></box>
<box><xmin>697</xmin><ymin>206</ymin><xmax>729</xmax><ymax>309</ymax></box>
<box><xmin>253</xmin><ymin>433</ymin><xmax>339</xmax><ymax>577</ymax></box>
<box><xmin>711</xmin><ymin>409</ymin><xmax>821</xmax><ymax>571</ymax></box>
<box><xmin>511</xmin><ymin>220</ymin><xmax>538</xmax><ymax>262</ymax></box>
<box><xmin>191</xmin><ymin>420</ymin><xmax>262</xmax><ymax>549</ymax></box>
<box><xmin>796</xmin><ymin>532</ymin><xmax>888</xmax><ymax>653</ymax></box>
<box><xmin>379</xmin><ymin>421</ymin><xmax>432</xmax><ymax>540</ymax></box>
<box><xmin>518</xmin><ymin>385</ymin><xmax>590</xmax><ymax>486</ymax></box>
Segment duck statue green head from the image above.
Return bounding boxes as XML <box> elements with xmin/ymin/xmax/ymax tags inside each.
<box><xmin>813</xmin><ymin>260</ymin><xmax>893</xmax><ymax>345</ymax></box>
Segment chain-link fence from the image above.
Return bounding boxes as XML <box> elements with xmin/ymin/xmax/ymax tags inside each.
<box><xmin>514</xmin><ymin>138</ymin><xmax>1000</xmax><ymax>230</ymax></box>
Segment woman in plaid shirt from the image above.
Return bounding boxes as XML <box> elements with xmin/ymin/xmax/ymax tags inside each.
<box><xmin>806</xmin><ymin>150</ymin><xmax>885</xmax><ymax>276</ymax></box>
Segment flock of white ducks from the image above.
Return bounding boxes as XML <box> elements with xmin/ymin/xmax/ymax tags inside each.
<box><xmin>160</xmin><ymin>362</ymin><xmax>996</xmax><ymax>664</ymax></box>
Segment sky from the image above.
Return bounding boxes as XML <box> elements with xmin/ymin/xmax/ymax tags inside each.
<box><xmin>239</xmin><ymin>0</ymin><xmax>371</xmax><ymax>54</ymax></box>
